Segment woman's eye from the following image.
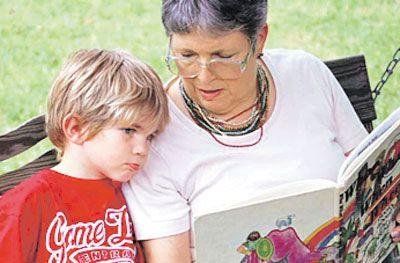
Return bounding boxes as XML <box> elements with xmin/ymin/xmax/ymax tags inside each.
<box><xmin>179</xmin><ymin>53</ymin><xmax>195</xmax><ymax>59</ymax></box>
<box><xmin>218</xmin><ymin>54</ymin><xmax>234</xmax><ymax>59</ymax></box>
<box><xmin>211</xmin><ymin>52</ymin><xmax>235</xmax><ymax>59</ymax></box>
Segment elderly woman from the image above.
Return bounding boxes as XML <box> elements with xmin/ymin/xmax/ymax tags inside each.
<box><xmin>123</xmin><ymin>0</ymin><xmax>398</xmax><ymax>262</ymax></box>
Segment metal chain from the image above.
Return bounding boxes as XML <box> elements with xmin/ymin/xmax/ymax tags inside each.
<box><xmin>372</xmin><ymin>47</ymin><xmax>400</xmax><ymax>101</ymax></box>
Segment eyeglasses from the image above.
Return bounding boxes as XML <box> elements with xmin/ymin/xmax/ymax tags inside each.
<box><xmin>165</xmin><ymin>38</ymin><xmax>254</xmax><ymax>80</ymax></box>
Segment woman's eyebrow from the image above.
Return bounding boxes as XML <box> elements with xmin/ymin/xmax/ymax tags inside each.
<box><xmin>172</xmin><ymin>47</ymin><xmax>196</xmax><ymax>53</ymax></box>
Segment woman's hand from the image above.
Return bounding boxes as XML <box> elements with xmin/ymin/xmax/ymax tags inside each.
<box><xmin>391</xmin><ymin>210</ymin><xmax>400</xmax><ymax>242</ymax></box>
<box><xmin>142</xmin><ymin>231</ymin><xmax>192</xmax><ymax>263</ymax></box>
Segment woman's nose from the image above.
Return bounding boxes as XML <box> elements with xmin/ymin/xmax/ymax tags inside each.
<box><xmin>196</xmin><ymin>63</ymin><xmax>216</xmax><ymax>83</ymax></box>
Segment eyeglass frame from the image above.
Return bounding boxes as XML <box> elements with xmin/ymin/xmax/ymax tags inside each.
<box><xmin>164</xmin><ymin>36</ymin><xmax>256</xmax><ymax>79</ymax></box>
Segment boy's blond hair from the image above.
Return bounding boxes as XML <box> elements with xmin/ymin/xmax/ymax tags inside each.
<box><xmin>46</xmin><ymin>49</ymin><xmax>169</xmax><ymax>152</ymax></box>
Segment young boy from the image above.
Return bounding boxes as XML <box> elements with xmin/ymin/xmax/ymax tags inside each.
<box><xmin>0</xmin><ymin>49</ymin><xmax>169</xmax><ymax>262</ymax></box>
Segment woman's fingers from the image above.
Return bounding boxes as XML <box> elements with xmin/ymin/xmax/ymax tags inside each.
<box><xmin>391</xmin><ymin>211</ymin><xmax>400</xmax><ymax>242</ymax></box>
<box><xmin>391</xmin><ymin>226</ymin><xmax>400</xmax><ymax>242</ymax></box>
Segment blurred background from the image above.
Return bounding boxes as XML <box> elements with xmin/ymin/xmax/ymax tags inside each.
<box><xmin>0</xmin><ymin>0</ymin><xmax>399</xmax><ymax>173</ymax></box>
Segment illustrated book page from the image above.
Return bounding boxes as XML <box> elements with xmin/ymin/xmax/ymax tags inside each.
<box><xmin>337</xmin><ymin>110</ymin><xmax>400</xmax><ymax>263</ymax></box>
<box><xmin>194</xmin><ymin>180</ymin><xmax>341</xmax><ymax>262</ymax></box>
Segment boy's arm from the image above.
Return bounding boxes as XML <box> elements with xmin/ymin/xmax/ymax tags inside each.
<box><xmin>0</xmin><ymin>190</ymin><xmax>40</xmax><ymax>262</ymax></box>
<box><xmin>142</xmin><ymin>231</ymin><xmax>192</xmax><ymax>263</ymax></box>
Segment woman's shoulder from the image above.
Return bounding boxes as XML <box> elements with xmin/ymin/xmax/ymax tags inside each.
<box><xmin>264</xmin><ymin>48</ymin><xmax>324</xmax><ymax>67</ymax></box>
<box><xmin>265</xmin><ymin>48</ymin><xmax>319</xmax><ymax>59</ymax></box>
<box><xmin>263</xmin><ymin>49</ymin><xmax>329</xmax><ymax>81</ymax></box>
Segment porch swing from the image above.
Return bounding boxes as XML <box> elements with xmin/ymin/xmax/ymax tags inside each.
<box><xmin>0</xmin><ymin>48</ymin><xmax>399</xmax><ymax>194</ymax></box>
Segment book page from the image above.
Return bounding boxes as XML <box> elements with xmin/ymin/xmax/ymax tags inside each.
<box><xmin>194</xmin><ymin>181</ymin><xmax>341</xmax><ymax>263</ymax></box>
<box><xmin>337</xmin><ymin>114</ymin><xmax>400</xmax><ymax>263</ymax></box>
<box><xmin>338</xmin><ymin>107</ymin><xmax>400</xmax><ymax>183</ymax></box>
<box><xmin>197</xmin><ymin>179</ymin><xmax>338</xmax><ymax>215</ymax></box>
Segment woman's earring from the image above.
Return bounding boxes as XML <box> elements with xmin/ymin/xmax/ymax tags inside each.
<box><xmin>257</xmin><ymin>53</ymin><xmax>264</xmax><ymax>59</ymax></box>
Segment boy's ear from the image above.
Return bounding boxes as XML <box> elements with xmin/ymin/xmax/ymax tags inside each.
<box><xmin>62</xmin><ymin>114</ymin><xmax>88</xmax><ymax>145</ymax></box>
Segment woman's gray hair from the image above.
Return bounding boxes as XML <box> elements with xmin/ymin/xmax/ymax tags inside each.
<box><xmin>162</xmin><ymin>0</ymin><xmax>268</xmax><ymax>43</ymax></box>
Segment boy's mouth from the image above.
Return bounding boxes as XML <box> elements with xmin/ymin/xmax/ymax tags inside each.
<box><xmin>127</xmin><ymin>163</ymin><xmax>140</xmax><ymax>171</ymax></box>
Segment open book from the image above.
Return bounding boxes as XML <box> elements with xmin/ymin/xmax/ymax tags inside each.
<box><xmin>193</xmin><ymin>107</ymin><xmax>400</xmax><ymax>263</ymax></box>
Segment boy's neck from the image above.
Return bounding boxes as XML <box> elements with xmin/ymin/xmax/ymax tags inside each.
<box><xmin>52</xmin><ymin>144</ymin><xmax>105</xmax><ymax>180</ymax></box>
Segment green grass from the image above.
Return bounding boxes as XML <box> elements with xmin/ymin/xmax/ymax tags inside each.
<box><xmin>1</xmin><ymin>0</ymin><xmax>399</xmax><ymax>174</ymax></box>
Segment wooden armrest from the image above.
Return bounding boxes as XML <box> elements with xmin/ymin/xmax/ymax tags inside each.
<box><xmin>324</xmin><ymin>55</ymin><xmax>376</xmax><ymax>132</ymax></box>
<box><xmin>0</xmin><ymin>115</ymin><xmax>47</xmax><ymax>161</ymax></box>
<box><xmin>0</xmin><ymin>149</ymin><xmax>58</xmax><ymax>195</ymax></box>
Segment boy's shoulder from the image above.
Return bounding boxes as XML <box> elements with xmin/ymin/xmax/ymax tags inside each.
<box><xmin>0</xmin><ymin>168</ymin><xmax>54</xmax><ymax>215</ymax></box>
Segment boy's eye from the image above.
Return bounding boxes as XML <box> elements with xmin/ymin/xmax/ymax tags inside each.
<box><xmin>147</xmin><ymin>133</ymin><xmax>156</xmax><ymax>141</ymax></box>
<box><xmin>122</xmin><ymin>128</ymin><xmax>136</xmax><ymax>135</ymax></box>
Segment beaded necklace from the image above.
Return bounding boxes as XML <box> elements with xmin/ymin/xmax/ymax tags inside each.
<box><xmin>206</xmin><ymin>93</ymin><xmax>260</xmax><ymax>127</ymax></box>
<box><xmin>180</xmin><ymin>65</ymin><xmax>269</xmax><ymax>138</ymax></box>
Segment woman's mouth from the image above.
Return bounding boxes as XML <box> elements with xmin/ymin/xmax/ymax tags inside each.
<box><xmin>199</xmin><ymin>89</ymin><xmax>223</xmax><ymax>101</ymax></box>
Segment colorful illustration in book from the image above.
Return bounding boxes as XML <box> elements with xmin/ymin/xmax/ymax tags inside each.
<box><xmin>275</xmin><ymin>214</ymin><xmax>295</xmax><ymax>229</ymax></box>
<box><xmin>236</xmin><ymin>134</ymin><xmax>400</xmax><ymax>263</ymax></box>
<box><xmin>339</xmin><ymin>135</ymin><xmax>400</xmax><ymax>262</ymax></box>
<box><xmin>237</xmin><ymin>227</ymin><xmax>339</xmax><ymax>263</ymax></box>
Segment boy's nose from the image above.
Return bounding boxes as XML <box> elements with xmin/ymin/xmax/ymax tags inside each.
<box><xmin>132</xmin><ymin>137</ymin><xmax>149</xmax><ymax>156</ymax></box>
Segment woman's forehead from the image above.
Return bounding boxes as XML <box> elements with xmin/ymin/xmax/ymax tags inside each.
<box><xmin>170</xmin><ymin>30</ymin><xmax>249</xmax><ymax>52</ymax></box>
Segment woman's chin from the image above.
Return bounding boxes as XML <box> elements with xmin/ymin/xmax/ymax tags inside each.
<box><xmin>201</xmin><ymin>103</ymin><xmax>227</xmax><ymax>115</ymax></box>
<box><xmin>195</xmin><ymin>95</ymin><xmax>229</xmax><ymax>114</ymax></box>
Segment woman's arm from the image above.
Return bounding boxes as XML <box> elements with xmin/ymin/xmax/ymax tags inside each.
<box><xmin>143</xmin><ymin>231</ymin><xmax>192</xmax><ymax>263</ymax></box>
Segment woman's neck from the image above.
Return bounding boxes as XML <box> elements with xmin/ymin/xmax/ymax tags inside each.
<box><xmin>207</xmin><ymin>85</ymin><xmax>258</xmax><ymax>122</ymax></box>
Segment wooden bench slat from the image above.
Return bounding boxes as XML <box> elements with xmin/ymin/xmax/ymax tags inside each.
<box><xmin>324</xmin><ymin>55</ymin><xmax>377</xmax><ymax>129</ymax></box>
<box><xmin>0</xmin><ymin>149</ymin><xmax>58</xmax><ymax>195</ymax></box>
<box><xmin>0</xmin><ymin>115</ymin><xmax>47</xmax><ymax>161</ymax></box>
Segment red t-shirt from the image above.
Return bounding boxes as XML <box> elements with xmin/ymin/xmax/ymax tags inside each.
<box><xmin>0</xmin><ymin>168</ymin><xmax>144</xmax><ymax>263</ymax></box>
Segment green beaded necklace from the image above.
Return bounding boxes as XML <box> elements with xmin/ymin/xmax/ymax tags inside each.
<box><xmin>180</xmin><ymin>65</ymin><xmax>269</xmax><ymax>137</ymax></box>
